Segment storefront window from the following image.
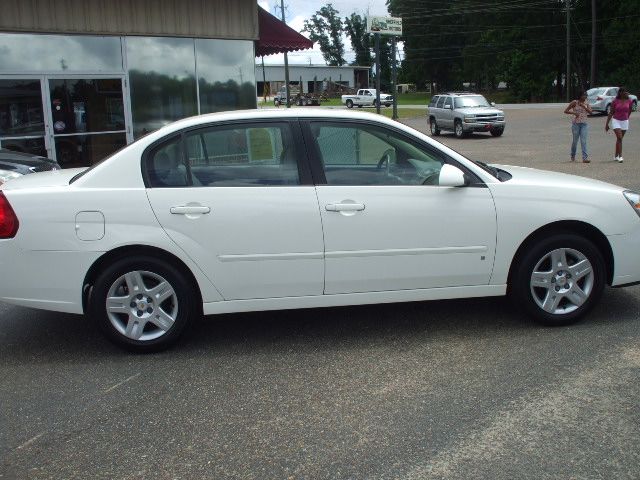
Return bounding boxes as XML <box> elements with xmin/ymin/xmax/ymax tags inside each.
<box><xmin>126</xmin><ymin>37</ymin><xmax>197</xmax><ymax>138</ymax></box>
<box><xmin>196</xmin><ymin>39</ymin><xmax>257</xmax><ymax>113</ymax></box>
<box><xmin>0</xmin><ymin>34</ymin><xmax>122</xmax><ymax>72</ymax></box>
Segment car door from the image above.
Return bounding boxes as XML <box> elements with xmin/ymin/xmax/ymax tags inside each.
<box><xmin>144</xmin><ymin>120</ymin><xmax>324</xmax><ymax>301</ymax></box>
<box><xmin>302</xmin><ymin>120</ymin><xmax>497</xmax><ymax>295</ymax></box>
<box><xmin>443</xmin><ymin>96</ymin><xmax>454</xmax><ymax>129</ymax></box>
<box><xmin>435</xmin><ymin>96</ymin><xmax>446</xmax><ymax>127</ymax></box>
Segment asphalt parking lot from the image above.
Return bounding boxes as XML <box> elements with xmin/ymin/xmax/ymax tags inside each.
<box><xmin>1</xmin><ymin>107</ymin><xmax>639</xmax><ymax>480</ymax></box>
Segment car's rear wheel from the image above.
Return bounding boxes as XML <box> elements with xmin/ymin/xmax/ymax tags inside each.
<box><xmin>454</xmin><ymin>120</ymin><xmax>465</xmax><ymax>138</ymax></box>
<box><xmin>510</xmin><ymin>233</ymin><xmax>605</xmax><ymax>326</ymax></box>
<box><xmin>89</xmin><ymin>256</ymin><xmax>198</xmax><ymax>352</ymax></box>
<box><xmin>346</xmin><ymin>99</ymin><xmax>354</xmax><ymax>109</ymax></box>
<box><xmin>430</xmin><ymin>117</ymin><xmax>441</xmax><ymax>136</ymax></box>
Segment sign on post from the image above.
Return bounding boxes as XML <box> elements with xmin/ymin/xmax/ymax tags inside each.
<box><xmin>366</xmin><ymin>16</ymin><xmax>402</xmax><ymax>36</ymax></box>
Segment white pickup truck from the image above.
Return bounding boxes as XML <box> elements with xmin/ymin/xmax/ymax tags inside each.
<box><xmin>341</xmin><ymin>89</ymin><xmax>394</xmax><ymax>108</ymax></box>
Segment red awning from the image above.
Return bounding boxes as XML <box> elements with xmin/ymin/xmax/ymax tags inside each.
<box><xmin>256</xmin><ymin>7</ymin><xmax>313</xmax><ymax>57</ymax></box>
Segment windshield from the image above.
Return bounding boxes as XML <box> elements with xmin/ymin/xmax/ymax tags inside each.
<box><xmin>454</xmin><ymin>95</ymin><xmax>490</xmax><ymax>108</ymax></box>
<box><xmin>587</xmin><ymin>88</ymin><xmax>607</xmax><ymax>96</ymax></box>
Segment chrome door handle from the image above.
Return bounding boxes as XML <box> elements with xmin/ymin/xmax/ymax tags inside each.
<box><xmin>325</xmin><ymin>203</ymin><xmax>365</xmax><ymax>212</ymax></box>
<box><xmin>170</xmin><ymin>205</ymin><xmax>211</xmax><ymax>215</ymax></box>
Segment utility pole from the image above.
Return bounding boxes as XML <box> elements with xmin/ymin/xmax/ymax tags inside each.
<box><xmin>392</xmin><ymin>36</ymin><xmax>398</xmax><ymax>120</ymax></box>
<box><xmin>279</xmin><ymin>0</ymin><xmax>291</xmax><ymax>108</ymax></box>
<box><xmin>375</xmin><ymin>33</ymin><xmax>381</xmax><ymax>114</ymax></box>
<box><xmin>590</xmin><ymin>0</ymin><xmax>596</xmax><ymax>88</ymax></box>
<box><xmin>566</xmin><ymin>0</ymin><xmax>570</xmax><ymax>102</ymax></box>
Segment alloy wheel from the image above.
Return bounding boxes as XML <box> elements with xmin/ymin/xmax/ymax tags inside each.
<box><xmin>529</xmin><ymin>247</ymin><xmax>594</xmax><ymax>315</ymax></box>
<box><xmin>105</xmin><ymin>270</ymin><xmax>178</xmax><ymax>341</ymax></box>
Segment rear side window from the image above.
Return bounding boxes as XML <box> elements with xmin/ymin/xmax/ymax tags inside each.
<box><xmin>444</xmin><ymin>97</ymin><xmax>453</xmax><ymax>108</ymax></box>
<box><xmin>184</xmin><ymin>123</ymin><xmax>300</xmax><ymax>186</ymax></box>
<box><xmin>146</xmin><ymin>137</ymin><xmax>189</xmax><ymax>188</ymax></box>
<box><xmin>436</xmin><ymin>96</ymin><xmax>446</xmax><ymax>108</ymax></box>
<box><xmin>429</xmin><ymin>96</ymin><xmax>439</xmax><ymax>107</ymax></box>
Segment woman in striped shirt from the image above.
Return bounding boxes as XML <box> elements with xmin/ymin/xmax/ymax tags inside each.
<box><xmin>564</xmin><ymin>91</ymin><xmax>592</xmax><ymax>163</ymax></box>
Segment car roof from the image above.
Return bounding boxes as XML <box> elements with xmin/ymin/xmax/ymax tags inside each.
<box><xmin>149</xmin><ymin>108</ymin><xmax>399</xmax><ymax>138</ymax></box>
<box><xmin>442</xmin><ymin>92</ymin><xmax>482</xmax><ymax>96</ymax></box>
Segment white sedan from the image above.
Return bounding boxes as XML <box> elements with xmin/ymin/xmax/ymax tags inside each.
<box><xmin>1</xmin><ymin>110</ymin><xmax>639</xmax><ymax>352</ymax></box>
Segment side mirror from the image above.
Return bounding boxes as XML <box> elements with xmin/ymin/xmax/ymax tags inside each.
<box><xmin>439</xmin><ymin>164</ymin><xmax>468</xmax><ymax>187</ymax></box>
<box><xmin>490</xmin><ymin>101</ymin><xmax>496</xmax><ymax>107</ymax></box>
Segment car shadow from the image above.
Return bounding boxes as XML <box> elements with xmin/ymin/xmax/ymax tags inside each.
<box><xmin>0</xmin><ymin>287</ymin><xmax>636</xmax><ymax>361</ymax></box>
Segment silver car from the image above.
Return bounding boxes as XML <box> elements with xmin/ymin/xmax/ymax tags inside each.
<box><xmin>428</xmin><ymin>93</ymin><xmax>505</xmax><ymax>138</ymax></box>
<box><xmin>587</xmin><ymin>87</ymin><xmax>638</xmax><ymax>115</ymax></box>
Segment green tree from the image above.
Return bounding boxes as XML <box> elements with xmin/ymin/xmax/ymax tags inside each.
<box><xmin>303</xmin><ymin>4</ymin><xmax>346</xmax><ymax>66</ymax></box>
<box><xmin>344</xmin><ymin>13</ymin><xmax>372</xmax><ymax>66</ymax></box>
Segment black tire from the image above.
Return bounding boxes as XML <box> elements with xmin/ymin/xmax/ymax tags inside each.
<box><xmin>454</xmin><ymin>120</ymin><xmax>465</xmax><ymax>138</ymax></box>
<box><xmin>509</xmin><ymin>233</ymin><xmax>606</xmax><ymax>326</ymax></box>
<box><xmin>346</xmin><ymin>99</ymin><xmax>354</xmax><ymax>109</ymax></box>
<box><xmin>89</xmin><ymin>256</ymin><xmax>199</xmax><ymax>352</ymax></box>
<box><xmin>490</xmin><ymin>127</ymin><xmax>504</xmax><ymax>137</ymax></box>
<box><xmin>605</xmin><ymin>103</ymin><xmax>612</xmax><ymax>116</ymax></box>
<box><xmin>429</xmin><ymin>117</ymin><xmax>441</xmax><ymax>136</ymax></box>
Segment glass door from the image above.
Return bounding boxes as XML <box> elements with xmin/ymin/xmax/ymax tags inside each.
<box><xmin>46</xmin><ymin>77</ymin><xmax>128</xmax><ymax>168</ymax></box>
<box><xmin>0</xmin><ymin>78</ymin><xmax>48</xmax><ymax>157</ymax></box>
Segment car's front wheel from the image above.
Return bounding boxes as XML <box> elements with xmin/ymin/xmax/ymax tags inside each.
<box><xmin>510</xmin><ymin>233</ymin><xmax>605</xmax><ymax>326</ymax></box>
<box><xmin>454</xmin><ymin>120</ymin><xmax>465</xmax><ymax>138</ymax></box>
<box><xmin>490</xmin><ymin>127</ymin><xmax>504</xmax><ymax>137</ymax></box>
<box><xmin>89</xmin><ymin>256</ymin><xmax>199</xmax><ymax>352</ymax></box>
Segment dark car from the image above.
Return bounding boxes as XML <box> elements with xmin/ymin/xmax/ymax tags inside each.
<box><xmin>0</xmin><ymin>148</ymin><xmax>61</xmax><ymax>185</ymax></box>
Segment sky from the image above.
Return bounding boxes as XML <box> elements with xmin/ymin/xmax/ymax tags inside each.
<box><xmin>257</xmin><ymin>0</ymin><xmax>392</xmax><ymax>65</ymax></box>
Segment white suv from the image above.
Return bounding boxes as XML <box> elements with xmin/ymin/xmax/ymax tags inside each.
<box><xmin>428</xmin><ymin>93</ymin><xmax>505</xmax><ymax>138</ymax></box>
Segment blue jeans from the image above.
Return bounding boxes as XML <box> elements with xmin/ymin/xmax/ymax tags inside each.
<box><xmin>571</xmin><ymin>122</ymin><xmax>589</xmax><ymax>160</ymax></box>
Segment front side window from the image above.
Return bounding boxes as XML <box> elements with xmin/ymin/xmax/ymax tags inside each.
<box><xmin>309</xmin><ymin>122</ymin><xmax>445</xmax><ymax>186</ymax></box>
<box><xmin>184</xmin><ymin>123</ymin><xmax>299</xmax><ymax>186</ymax></box>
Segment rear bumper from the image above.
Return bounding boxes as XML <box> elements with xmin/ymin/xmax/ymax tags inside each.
<box><xmin>0</xmin><ymin>240</ymin><xmax>100</xmax><ymax>314</ymax></box>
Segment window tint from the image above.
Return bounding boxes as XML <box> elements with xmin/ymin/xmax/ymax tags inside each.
<box><xmin>429</xmin><ymin>96</ymin><xmax>439</xmax><ymax>107</ymax></box>
<box><xmin>184</xmin><ymin>123</ymin><xmax>299</xmax><ymax>186</ymax></box>
<box><xmin>436</xmin><ymin>96</ymin><xmax>446</xmax><ymax>108</ymax></box>
<box><xmin>146</xmin><ymin>137</ymin><xmax>189</xmax><ymax>187</ymax></box>
<box><xmin>310</xmin><ymin>122</ymin><xmax>445</xmax><ymax>186</ymax></box>
<box><xmin>444</xmin><ymin>97</ymin><xmax>453</xmax><ymax>108</ymax></box>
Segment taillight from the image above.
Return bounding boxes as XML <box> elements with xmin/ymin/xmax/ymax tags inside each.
<box><xmin>0</xmin><ymin>191</ymin><xmax>19</xmax><ymax>238</ymax></box>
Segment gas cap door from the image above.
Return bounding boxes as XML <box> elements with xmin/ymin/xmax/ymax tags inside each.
<box><xmin>75</xmin><ymin>211</ymin><xmax>105</xmax><ymax>241</ymax></box>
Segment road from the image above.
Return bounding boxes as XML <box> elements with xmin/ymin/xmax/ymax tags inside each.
<box><xmin>1</xmin><ymin>106</ymin><xmax>639</xmax><ymax>480</ymax></box>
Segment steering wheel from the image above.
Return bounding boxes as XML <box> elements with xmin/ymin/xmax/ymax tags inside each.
<box><xmin>377</xmin><ymin>149</ymin><xmax>396</xmax><ymax>170</ymax></box>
